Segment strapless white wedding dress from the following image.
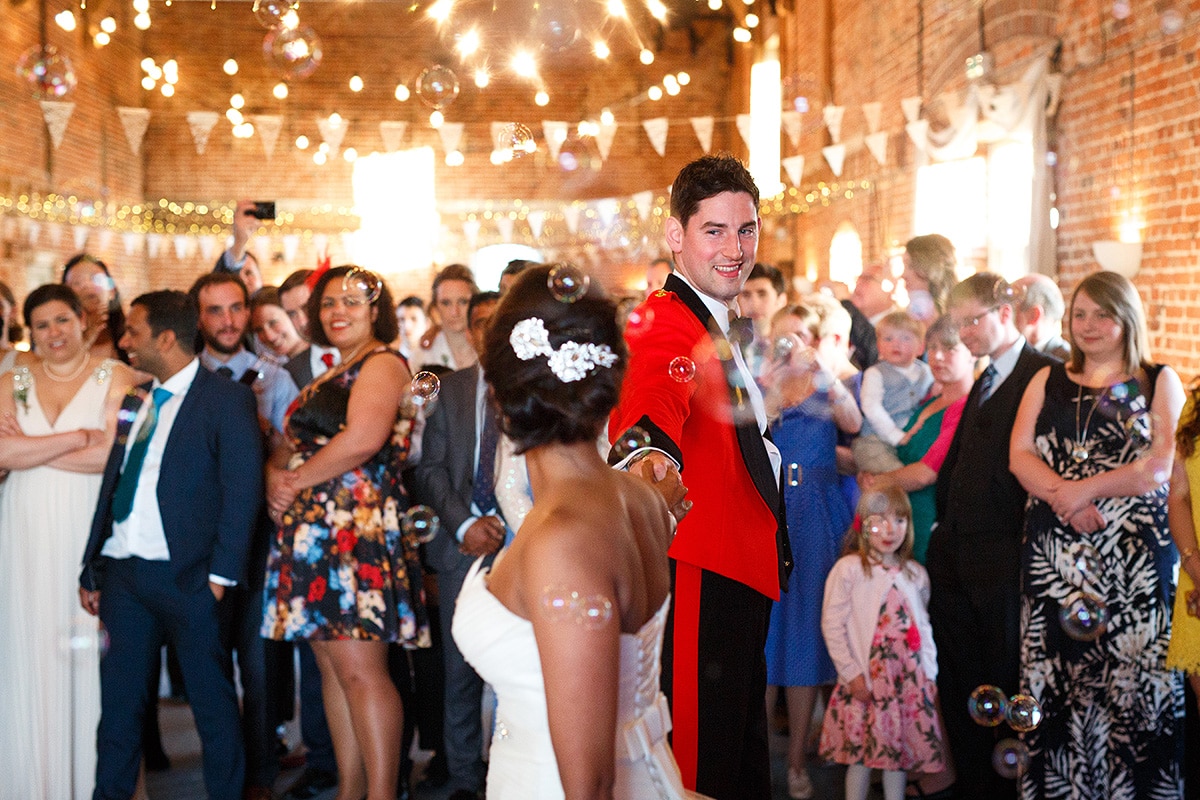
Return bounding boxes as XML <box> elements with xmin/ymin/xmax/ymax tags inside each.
<box><xmin>453</xmin><ymin>558</ymin><xmax>689</xmax><ymax>800</ymax></box>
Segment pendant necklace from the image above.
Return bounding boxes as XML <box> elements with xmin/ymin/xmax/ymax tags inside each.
<box><xmin>1073</xmin><ymin>382</ymin><xmax>1101</xmax><ymax>463</ymax></box>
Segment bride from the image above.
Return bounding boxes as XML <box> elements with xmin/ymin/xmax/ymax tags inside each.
<box><xmin>453</xmin><ymin>264</ymin><xmax>690</xmax><ymax>800</ymax></box>
<box><xmin>0</xmin><ymin>283</ymin><xmax>135</xmax><ymax>799</ymax></box>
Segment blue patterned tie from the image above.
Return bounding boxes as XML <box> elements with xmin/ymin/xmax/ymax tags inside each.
<box><xmin>472</xmin><ymin>405</ymin><xmax>500</xmax><ymax>515</ymax></box>
<box><xmin>111</xmin><ymin>387</ymin><xmax>173</xmax><ymax>523</ymax></box>
<box><xmin>978</xmin><ymin>364</ymin><xmax>997</xmax><ymax>406</ymax></box>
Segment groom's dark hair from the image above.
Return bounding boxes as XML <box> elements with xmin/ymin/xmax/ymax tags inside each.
<box><xmin>133</xmin><ymin>290</ymin><xmax>198</xmax><ymax>355</ymax></box>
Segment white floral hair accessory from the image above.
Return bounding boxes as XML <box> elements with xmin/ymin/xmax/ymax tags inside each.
<box><xmin>509</xmin><ymin>316</ymin><xmax>617</xmax><ymax>383</ymax></box>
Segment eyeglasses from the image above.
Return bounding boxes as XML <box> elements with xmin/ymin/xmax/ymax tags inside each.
<box><xmin>953</xmin><ymin>306</ymin><xmax>999</xmax><ymax>330</ymax></box>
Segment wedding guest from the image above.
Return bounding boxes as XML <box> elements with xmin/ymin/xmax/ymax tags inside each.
<box><xmin>1013</xmin><ymin>273</ymin><xmax>1071</xmax><ymax>361</ymax></box>
<box><xmin>251</xmin><ymin>287</ymin><xmax>307</xmax><ymax>363</ymax></box>
<box><xmin>644</xmin><ymin>256</ymin><xmax>672</xmax><ymax>298</ymax></box>
<box><xmin>737</xmin><ymin>262</ymin><xmax>789</xmax><ymax>377</ymax></box>
<box><xmin>902</xmin><ymin>234</ymin><xmax>957</xmax><ymax>324</ymax></box>
<box><xmin>0</xmin><ymin>284</ymin><xmax>135</xmax><ymax>800</ymax></box>
<box><xmin>1168</xmin><ymin>379</ymin><xmax>1200</xmax><ymax>770</ymax></box>
<box><xmin>263</xmin><ymin>266</ymin><xmax>430</xmax><ymax>800</ymax></box>
<box><xmin>411</xmin><ymin>264</ymin><xmax>479</xmax><ymax>373</ymax></box>
<box><xmin>498</xmin><ymin>258</ymin><xmax>538</xmax><ymax>295</ymax></box>
<box><xmin>396</xmin><ymin>295</ymin><xmax>429</xmax><ymax>362</ymax></box>
<box><xmin>453</xmin><ymin>264</ymin><xmax>687</xmax><ymax>799</ymax></box>
<box><xmin>0</xmin><ymin>279</ymin><xmax>22</xmax><ymax>372</ymax></box>
<box><xmin>62</xmin><ymin>254</ymin><xmax>127</xmax><ymax>361</ymax></box>
<box><xmin>279</xmin><ymin>269</ymin><xmax>340</xmax><ymax>391</ymax></box>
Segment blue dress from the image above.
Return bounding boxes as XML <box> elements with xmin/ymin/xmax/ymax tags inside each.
<box><xmin>765</xmin><ymin>389</ymin><xmax>853</xmax><ymax>686</ymax></box>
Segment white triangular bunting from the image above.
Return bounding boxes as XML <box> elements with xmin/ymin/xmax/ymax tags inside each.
<box><xmin>40</xmin><ymin>100</ymin><xmax>74</xmax><ymax>149</ymax></box>
<box><xmin>173</xmin><ymin>235</ymin><xmax>189</xmax><ymax>260</ymax></box>
<box><xmin>861</xmin><ymin>101</ymin><xmax>882</xmax><ymax>134</ymax></box>
<box><xmin>735</xmin><ymin>114</ymin><xmax>752</xmax><ymax>149</ymax></box>
<box><xmin>316</xmin><ymin>115</ymin><xmax>347</xmax><ymax>155</ymax></box>
<box><xmin>249</xmin><ymin>114</ymin><xmax>282</xmax><ymax>159</ymax></box>
<box><xmin>437</xmin><ymin>122</ymin><xmax>464</xmax><ymax>155</ymax></box>
<box><xmin>900</xmin><ymin>96</ymin><xmax>923</xmax><ymax>123</ymax></box>
<box><xmin>116</xmin><ymin>106</ymin><xmax>151</xmax><ymax>155</ymax></box>
<box><xmin>865</xmin><ymin>131</ymin><xmax>888</xmax><ymax>165</ymax></box>
<box><xmin>906</xmin><ymin>119</ymin><xmax>929</xmax><ymax>152</ymax></box>
<box><xmin>27</xmin><ymin>221</ymin><xmax>41</xmax><ymax>245</ymax></box>
<box><xmin>689</xmin><ymin>116</ymin><xmax>714</xmax><ymax>153</ymax></box>
<box><xmin>822</xmin><ymin>105</ymin><xmax>845</xmax><ymax>143</ymax></box>
<box><xmin>781</xmin><ymin>111</ymin><xmax>803</xmax><ymax>148</ymax></box>
<box><xmin>48</xmin><ymin>224</ymin><xmax>63</xmax><ymax>247</ymax></box>
<box><xmin>495</xmin><ymin>215</ymin><xmax>514</xmax><ymax>243</ymax></box>
<box><xmin>253</xmin><ymin>235</ymin><xmax>271</xmax><ymax>266</ymax></box>
<box><xmin>782</xmin><ymin>155</ymin><xmax>805</xmax><ymax>186</ymax></box>
<box><xmin>283</xmin><ymin>234</ymin><xmax>301</xmax><ymax>263</ymax></box>
<box><xmin>198</xmin><ymin>235</ymin><xmax>217</xmax><ymax>260</ymax></box>
<box><xmin>379</xmin><ymin>121</ymin><xmax>408</xmax><ymax>152</ymax></box>
<box><xmin>597</xmin><ymin>198</ymin><xmax>620</xmax><ymax>227</ymax></box>
<box><xmin>147</xmin><ymin>232</ymin><xmax>163</xmax><ymax>258</ymax></box>
<box><xmin>490</xmin><ymin>122</ymin><xmax>508</xmax><ymax>149</ymax></box>
<box><xmin>633</xmin><ymin>190</ymin><xmax>654</xmax><ymax>221</ymax></box>
<box><xmin>822</xmin><ymin>144</ymin><xmax>846</xmax><ymax>177</ymax></box>
<box><xmin>72</xmin><ymin>225</ymin><xmax>88</xmax><ymax>250</ymax></box>
<box><xmin>562</xmin><ymin>204</ymin><xmax>581</xmax><ymax>234</ymax></box>
<box><xmin>595</xmin><ymin>123</ymin><xmax>618</xmax><ymax>161</ymax></box>
<box><xmin>312</xmin><ymin>233</ymin><xmax>328</xmax><ymax>259</ymax></box>
<box><xmin>642</xmin><ymin>117</ymin><xmax>669</xmax><ymax>157</ymax></box>
<box><xmin>527</xmin><ymin>209</ymin><xmax>546</xmax><ymax>239</ymax></box>
<box><xmin>186</xmin><ymin>111</ymin><xmax>219</xmax><ymax>155</ymax></box>
<box><xmin>542</xmin><ymin>121</ymin><xmax>569</xmax><ymax>161</ymax></box>
<box><xmin>462</xmin><ymin>218</ymin><xmax>481</xmax><ymax>248</ymax></box>
<box><xmin>97</xmin><ymin>229</ymin><xmax>114</xmax><ymax>251</ymax></box>
<box><xmin>122</xmin><ymin>232</ymin><xmax>140</xmax><ymax>256</ymax></box>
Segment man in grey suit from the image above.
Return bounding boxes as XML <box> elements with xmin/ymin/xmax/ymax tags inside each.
<box><xmin>411</xmin><ymin>291</ymin><xmax>504</xmax><ymax>800</ymax></box>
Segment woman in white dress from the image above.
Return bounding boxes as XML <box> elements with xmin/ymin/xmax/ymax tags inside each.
<box><xmin>452</xmin><ymin>264</ymin><xmax>689</xmax><ymax>800</ymax></box>
<box><xmin>0</xmin><ymin>283</ymin><xmax>136</xmax><ymax>800</ymax></box>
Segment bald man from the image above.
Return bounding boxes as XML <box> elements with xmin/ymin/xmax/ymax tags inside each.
<box><xmin>1013</xmin><ymin>273</ymin><xmax>1070</xmax><ymax>362</ymax></box>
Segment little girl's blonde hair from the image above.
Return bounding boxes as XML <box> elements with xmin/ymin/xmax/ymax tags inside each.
<box><xmin>844</xmin><ymin>482</ymin><xmax>916</xmax><ymax>575</ymax></box>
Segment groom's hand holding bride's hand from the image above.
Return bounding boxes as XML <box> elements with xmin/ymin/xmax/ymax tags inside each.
<box><xmin>633</xmin><ymin>452</ymin><xmax>692</xmax><ymax>523</ymax></box>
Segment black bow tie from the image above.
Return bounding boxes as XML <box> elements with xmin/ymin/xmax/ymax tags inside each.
<box><xmin>728</xmin><ymin>316</ymin><xmax>755</xmax><ymax>348</ymax></box>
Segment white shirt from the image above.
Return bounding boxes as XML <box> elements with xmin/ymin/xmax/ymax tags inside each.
<box><xmin>860</xmin><ymin>360</ymin><xmax>932</xmax><ymax>445</ymax></box>
<box><xmin>100</xmin><ymin>359</ymin><xmax>236</xmax><ymax>585</ymax></box>
<box><xmin>983</xmin><ymin>335</ymin><xmax>1027</xmax><ymax>402</ymax></box>
<box><xmin>455</xmin><ymin>368</ymin><xmax>497</xmax><ymax>543</ymax></box>
<box><xmin>310</xmin><ymin>344</ymin><xmax>340</xmax><ymax>379</ymax></box>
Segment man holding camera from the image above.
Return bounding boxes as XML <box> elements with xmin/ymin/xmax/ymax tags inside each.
<box><xmin>214</xmin><ymin>199</ymin><xmax>272</xmax><ymax>286</ymax></box>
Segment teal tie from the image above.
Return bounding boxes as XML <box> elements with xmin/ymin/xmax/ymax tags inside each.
<box><xmin>111</xmin><ymin>387</ymin><xmax>173</xmax><ymax>523</ymax></box>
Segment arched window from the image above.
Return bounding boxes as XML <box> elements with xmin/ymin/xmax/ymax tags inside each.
<box><xmin>828</xmin><ymin>221</ymin><xmax>863</xmax><ymax>287</ymax></box>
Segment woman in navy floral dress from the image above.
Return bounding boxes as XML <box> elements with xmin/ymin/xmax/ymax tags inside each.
<box><xmin>263</xmin><ymin>266</ymin><xmax>429</xmax><ymax>800</ymax></box>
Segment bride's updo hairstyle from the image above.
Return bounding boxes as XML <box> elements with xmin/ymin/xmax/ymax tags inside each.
<box><xmin>482</xmin><ymin>263</ymin><xmax>626</xmax><ymax>453</ymax></box>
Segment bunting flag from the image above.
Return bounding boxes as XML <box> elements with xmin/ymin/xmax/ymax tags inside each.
<box><xmin>900</xmin><ymin>96</ymin><xmax>923</xmax><ymax>123</ymax></box>
<box><xmin>379</xmin><ymin>121</ymin><xmax>408</xmax><ymax>152</ymax></box>
<box><xmin>822</xmin><ymin>105</ymin><xmax>845</xmax><ymax>143</ymax></box>
<box><xmin>632</xmin><ymin>190</ymin><xmax>654</xmax><ymax>221</ymax></box>
<box><xmin>642</xmin><ymin>117</ymin><xmax>669</xmax><ymax>157</ymax></box>
<box><xmin>495</xmin><ymin>215</ymin><xmax>514</xmax><ymax>242</ymax></box>
<box><xmin>252</xmin><ymin>235</ymin><xmax>272</xmax><ymax>266</ymax></box>
<box><xmin>122</xmin><ymin>232</ymin><xmax>140</xmax><ymax>256</ymax></box>
<box><xmin>735</xmin><ymin>114</ymin><xmax>752</xmax><ymax>150</ymax></box>
<box><xmin>283</xmin><ymin>233</ymin><xmax>301</xmax><ymax>263</ymax></box>
<box><xmin>865</xmin><ymin>131</ymin><xmax>889</xmax><ymax>165</ymax></box>
<box><xmin>861</xmin><ymin>101</ymin><xmax>883</xmax><ymax>134</ymax></box>
<box><xmin>312</xmin><ymin>234</ymin><xmax>329</xmax><ymax>263</ymax></box>
<box><xmin>72</xmin><ymin>225</ymin><xmax>88</xmax><ymax>250</ymax></box>
<box><xmin>27</xmin><ymin>220</ymin><xmax>41</xmax><ymax>246</ymax></box>
<box><xmin>250</xmin><ymin>114</ymin><xmax>282</xmax><ymax>159</ymax></box>
<box><xmin>97</xmin><ymin>228</ymin><xmax>114</xmax><ymax>252</ymax></box>
<box><xmin>147</xmin><ymin>232</ymin><xmax>163</xmax><ymax>258</ymax></box>
<box><xmin>822</xmin><ymin>144</ymin><xmax>846</xmax><ymax>177</ymax></box>
<box><xmin>198</xmin><ymin>235</ymin><xmax>217</xmax><ymax>260</ymax></box>
<box><xmin>689</xmin><ymin>116</ymin><xmax>714</xmax><ymax>153</ymax></box>
<box><xmin>185</xmin><ymin>111</ymin><xmax>219</xmax><ymax>155</ymax></box>
<box><xmin>48</xmin><ymin>224</ymin><xmax>63</xmax><ymax>247</ymax></box>
<box><xmin>906</xmin><ymin>119</ymin><xmax>930</xmax><ymax>152</ymax></box>
<box><xmin>781</xmin><ymin>111</ymin><xmax>803</xmax><ymax>148</ymax></box>
<box><xmin>527</xmin><ymin>209</ymin><xmax>546</xmax><ymax>239</ymax></box>
<box><xmin>595</xmin><ymin>122</ymin><xmax>618</xmax><ymax>161</ymax></box>
<box><xmin>542</xmin><ymin>121</ymin><xmax>569</xmax><ymax>160</ymax></box>
<box><xmin>116</xmin><ymin>106</ymin><xmax>151</xmax><ymax>155</ymax></box>
<box><xmin>173</xmin><ymin>234</ymin><xmax>189</xmax><ymax>260</ymax></box>
<box><xmin>437</xmin><ymin>122</ymin><xmax>464</xmax><ymax>155</ymax></box>
<box><xmin>490</xmin><ymin>121</ymin><xmax>509</xmax><ymax>150</ymax></box>
<box><xmin>597</xmin><ymin>198</ymin><xmax>620</xmax><ymax>227</ymax></box>
<box><xmin>562</xmin><ymin>204</ymin><xmax>581</xmax><ymax>234</ymax></box>
<box><xmin>40</xmin><ymin>100</ymin><xmax>75</xmax><ymax>149</ymax></box>
<box><xmin>781</xmin><ymin>155</ymin><xmax>805</xmax><ymax>186</ymax></box>
<box><xmin>316</xmin><ymin>115</ymin><xmax>347</xmax><ymax>154</ymax></box>
<box><xmin>462</xmin><ymin>218</ymin><xmax>481</xmax><ymax>248</ymax></box>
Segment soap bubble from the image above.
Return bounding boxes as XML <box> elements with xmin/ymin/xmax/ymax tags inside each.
<box><xmin>252</xmin><ymin>0</ymin><xmax>292</xmax><ymax>28</ymax></box>
<box><xmin>541</xmin><ymin>585</ymin><xmax>578</xmax><ymax>621</ymax></box>
<box><xmin>773</xmin><ymin>336</ymin><xmax>796</xmax><ymax>360</ymax></box>
<box><xmin>264</xmin><ymin>25</ymin><xmax>323</xmax><ymax>79</ymax></box>
<box><xmin>668</xmin><ymin>356</ymin><xmax>696</xmax><ymax>383</ymax></box>
<box><xmin>993</xmin><ymin>276</ymin><xmax>1020</xmax><ymax>305</ymax></box>
<box><xmin>495</xmin><ymin>122</ymin><xmax>535</xmax><ymax>158</ymax></box>
<box><xmin>416</xmin><ymin>64</ymin><xmax>460</xmax><ymax>110</ymax></box>
<box><xmin>1161</xmin><ymin>7</ymin><xmax>1184</xmax><ymax>34</ymax></box>
<box><xmin>610</xmin><ymin>426</ymin><xmax>651</xmax><ymax>462</ymax></box>
<box><xmin>341</xmin><ymin>267</ymin><xmax>382</xmax><ymax>303</ymax></box>
<box><xmin>547</xmin><ymin>263</ymin><xmax>589</xmax><ymax>302</ymax></box>
<box><xmin>1006</xmin><ymin>694</ymin><xmax>1043</xmax><ymax>732</ymax></box>
<box><xmin>625</xmin><ymin>307</ymin><xmax>655</xmax><ymax>336</ymax></box>
<box><xmin>1059</xmin><ymin>592</ymin><xmax>1109</xmax><ymax>641</ymax></box>
<box><xmin>1112</xmin><ymin>0</ymin><xmax>1131</xmax><ymax>20</ymax></box>
<box><xmin>411</xmin><ymin>371</ymin><xmax>441</xmax><ymax>406</ymax></box>
<box><xmin>967</xmin><ymin>685</ymin><xmax>1008</xmax><ymax>727</ymax></box>
<box><xmin>576</xmin><ymin>594</ymin><xmax>614</xmax><ymax>628</ymax></box>
<box><xmin>402</xmin><ymin>505</ymin><xmax>440</xmax><ymax>543</ymax></box>
<box><xmin>16</xmin><ymin>44</ymin><xmax>77</xmax><ymax>99</ymax></box>
<box><xmin>787</xmin><ymin>462</ymin><xmax>801</xmax><ymax>487</ymax></box>
<box><xmin>531</xmin><ymin>0</ymin><xmax>580</xmax><ymax>51</ymax></box>
<box><xmin>1065</xmin><ymin>541</ymin><xmax>1101</xmax><ymax>583</ymax></box>
<box><xmin>992</xmin><ymin>738</ymin><xmax>1030</xmax><ymax>778</ymax></box>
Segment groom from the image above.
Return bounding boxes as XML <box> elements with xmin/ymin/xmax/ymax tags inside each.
<box><xmin>610</xmin><ymin>154</ymin><xmax>790</xmax><ymax>799</ymax></box>
<box><xmin>79</xmin><ymin>290</ymin><xmax>264</xmax><ymax>800</ymax></box>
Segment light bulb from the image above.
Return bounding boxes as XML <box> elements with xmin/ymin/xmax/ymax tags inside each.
<box><xmin>639</xmin><ymin>48</ymin><xmax>654</xmax><ymax>65</ymax></box>
<box><xmin>395</xmin><ymin>84</ymin><xmax>410</xmax><ymax>101</ymax></box>
<box><xmin>223</xmin><ymin>58</ymin><xmax>239</xmax><ymax>75</ymax></box>
<box><xmin>161</xmin><ymin>84</ymin><xmax>175</xmax><ymax>97</ymax></box>
<box><xmin>314</xmin><ymin>151</ymin><xmax>327</xmax><ymax>165</ymax></box>
<box><xmin>593</xmin><ymin>40</ymin><xmax>610</xmax><ymax>59</ymax></box>
<box><xmin>474</xmin><ymin>68</ymin><xmax>489</xmax><ymax>88</ymax></box>
<box><xmin>600</xmin><ymin>108</ymin><xmax>614</xmax><ymax>125</ymax></box>
<box><xmin>230</xmin><ymin>93</ymin><xmax>245</xmax><ymax>109</ymax></box>
<box><xmin>134</xmin><ymin>12</ymin><xmax>151</xmax><ymax>30</ymax></box>
<box><xmin>349</xmin><ymin>75</ymin><xmax>364</xmax><ymax>92</ymax></box>
<box><xmin>273</xmin><ymin>82</ymin><xmax>288</xmax><ymax>99</ymax></box>
<box><xmin>535</xmin><ymin>90</ymin><xmax>549</xmax><ymax>106</ymax></box>
<box><xmin>429</xmin><ymin>110</ymin><xmax>444</xmax><ymax>128</ymax></box>
<box><xmin>296</xmin><ymin>135</ymin><xmax>309</xmax><ymax>149</ymax></box>
<box><xmin>648</xmin><ymin>86</ymin><xmax>663</xmax><ymax>100</ymax></box>
<box><xmin>445</xmin><ymin>150</ymin><xmax>464</xmax><ymax>166</ymax></box>
<box><xmin>100</xmin><ymin>16</ymin><xmax>117</xmax><ymax>33</ymax></box>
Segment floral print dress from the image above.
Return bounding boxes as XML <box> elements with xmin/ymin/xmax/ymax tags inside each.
<box><xmin>262</xmin><ymin>348</ymin><xmax>430</xmax><ymax>647</ymax></box>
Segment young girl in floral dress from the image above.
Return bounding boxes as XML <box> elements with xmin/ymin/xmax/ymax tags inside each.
<box><xmin>819</xmin><ymin>484</ymin><xmax>946</xmax><ymax>800</ymax></box>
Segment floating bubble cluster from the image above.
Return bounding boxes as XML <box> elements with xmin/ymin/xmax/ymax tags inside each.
<box><xmin>540</xmin><ymin>585</ymin><xmax>613</xmax><ymax>628</ymax></box>
<box><xmin>401</xmin><ymin>505</ymin><xmax>440</xmax><ymax>544</ymax></box>
<box><xmin>416</xmin><ymin>64</ymin><xmax>461</xmax><ymax>110</ymax></box>
<box><xmin>992</xmin><ymin>738</ymin><xmax>1031</xmax><ymax>778</ymax></box>
<box><xmin>668</xmin><ymin>356</ymin><xmax>696</xmax><ymax>383</ymax></box>
<box><xmin>411</xmin><ymin>371</ymin><xmax>441</xmax><ymax>406</ymax></box>
<box><xmin>547</xmin><ymin>263</ymin><xmax>589</xmax><ymax>303</ymax></box>
<box><xmin>264</xmin><ymin>25</ymin><xmax>323</xmax><ymax>79</ymax></box>
<box><xmin>967</xmin><ymin>684</ymin><xmax>1008</xmax><ymax>727</ymax></box>
<box><xmin>1059</xmin><ymin>592</ymin><xmax>1109</xmax><ymax>641</ymax></box>
<box><xmin>610</xmin><ymin>426</ymin><xmax>652</xmax><ymax>463</ymax></box>
<box><xmin>16</xmin><ymin>44</ymin><xmax>77</xmax><ymax>99</ymax></box>
<box><xmin>342</xmin><ymin>267</ymin><xmax>382</xmax><ymax>303</ymax></box>
<box><xmin>1006</xmin><ymin>694</ymin><xmax>1044</xmax><ymax>733</ymax></box>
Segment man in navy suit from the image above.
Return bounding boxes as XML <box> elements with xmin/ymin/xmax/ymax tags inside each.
<box><xmin>79</xmin><ymin>290</ymin><xmax>264</xmax><ymax>800</ymax></box>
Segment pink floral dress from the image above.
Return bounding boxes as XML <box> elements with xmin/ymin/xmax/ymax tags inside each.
<box><xmin>819</xmin><ymin>579</ymin><xmax>945</xmax><ymax>771</ymax></box>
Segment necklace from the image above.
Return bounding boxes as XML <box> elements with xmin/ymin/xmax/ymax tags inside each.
<box><xmin>41</xmin><ymin>354</ymin><xmax>90</xmax><ymax>383</ymax></box>
<box><xmin>1072</xmin><ymin>382</ymin><xmax>1102</xmax><ymax>463</ymax></box>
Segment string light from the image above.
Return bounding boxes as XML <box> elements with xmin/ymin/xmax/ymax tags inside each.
<box><xmin>222</xmin><ymin>58</ymin><xmax>238</xmax><ymax>75</ymax></box>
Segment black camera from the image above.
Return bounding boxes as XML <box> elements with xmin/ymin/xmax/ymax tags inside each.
<box><xmin>247</xmin><ymin>201</ymin><xmax>276</xmax><ymax>220</ymax></box>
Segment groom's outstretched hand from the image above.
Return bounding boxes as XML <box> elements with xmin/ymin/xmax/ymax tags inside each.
<box><xmin>634</xmin><ymin>452</ymin><xmax>692</xmax><ymax>523</ymax></box>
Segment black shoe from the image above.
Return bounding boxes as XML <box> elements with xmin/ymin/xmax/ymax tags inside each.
<box><xmin>280</xmin><ymin>767</ymin><xmax>338</xmax><ymax>800</ymax></box>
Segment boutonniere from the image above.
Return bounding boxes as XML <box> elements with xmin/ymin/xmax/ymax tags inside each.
<box><xmin>12</xmin><ymin>367</ymin><xmax>30</xmax><ymax>413</ymax></box>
